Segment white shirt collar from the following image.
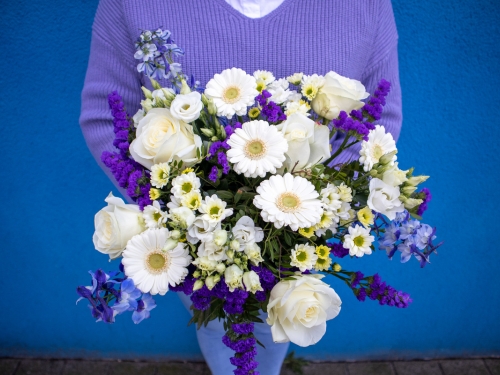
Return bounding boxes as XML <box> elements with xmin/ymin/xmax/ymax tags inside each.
<box><xmin>224</xmin><ymin>0</ymin><xmax>285</xmax><ymax>18</ymax></box>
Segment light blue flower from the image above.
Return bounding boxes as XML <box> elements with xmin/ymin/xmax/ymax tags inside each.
<box><xmin>398</xmin><ymin>236</ymin><xmax>417</xmax><ymax>263</ymax></box>
<box><xmin>112</xmin><ymin>278</ymin><xmax>142</xmax><ymax>314</ymax></box>
<box><xmin>134</xmin><ymin>43</ymin><xmax>158</xmax><ymax>62</ymax></box>
<box><xmin>132</xmin><ymin>294</ymin><xmax>156</xmax><ymax>324</ymax></box>
<box><xmin>414</xmin><ymin>224</ymin><xmax>436</xmax><ymax>250</ymax></box>
<box><xmin>399</xmin><ymin>219</ymin><xmax>420</xmax><ymax>240</ymax></box>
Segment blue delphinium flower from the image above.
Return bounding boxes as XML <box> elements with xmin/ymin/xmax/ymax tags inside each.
<box><xmin>132</xmin><ymin>293</ymin><xmax>157</xmax><ymax>324</ymax></box>
<box><xmin>112</xmin><ymin>278</ymin><xmax>141</xmax><ymax>314</ymax></box>
<box><xmin>399</xmin><ymin>219</ymin><xmax>420</xmax><ymax>240</ymax></box>
<box><xmin>414</xmin><ymin>224</ymin><xmax>436</xmax><ymax>250</ymax></box>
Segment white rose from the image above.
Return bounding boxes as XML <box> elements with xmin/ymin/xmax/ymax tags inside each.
<box><xmin>232</xmin><ymin>216</ymin><xmax>264</xmax><ymax>250</ymax></box>
<box><xmin>267</xmin><ymin>274</ymin><xmax>341</xmax><ymax>347</ymax></box>
<box><xmin>92</xmin><ymin>193</ymin><xmax>145</xmax><ymax>260</ymax></box>
<box><xmin>367</xmin><ymin>178</ymin><xmax>405</xmax><ymax>220</ymax></box>
<box><xmin>170</xmin><ymin>91</ymin><xmax>203</xmax><ymax>123</ymax></box>
<box><xmin>129</xmin><ymin>108</ymin><xmax>202</xmax><ymax>169</ymax></box>
<box><xmin>224</xmin><ymin>264</ymin><xmax>243</xmax><ymax>292</ymax></box>
<box><xmin>277</xmin><ymin>113</ymin><xmax>331</xmax><ymax>171</ymax></box>
<box><xmin>244</xmin><ymin>242</ymin><xmax>264</xmax><ymax>266</ymax></box>
<box><xmin>381</xmin><ymin>162</ymin><xmax>408</xmax><ymax>187</ymax></box>
<box><xmin>243</xmin><ymin>271</ymin><xmax>264</xmax><ymax>293</ymax></box>
<box><xmin>311</xmin><ymin>71</ymin><xmax>369</xmax><ymax>120</ymax></box>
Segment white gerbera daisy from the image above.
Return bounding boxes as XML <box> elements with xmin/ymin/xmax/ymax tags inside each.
<box><xmin>170</xmin><ymin>172</ymin><xmax>201</xmax><ymax>199</ymax></box>
<box><xmin>343</xmin><ymin>224</ymin><xmax>375</xmax><ymax>257</ymax></box>
<box><xmin>359</xmin><ymin>125</ymin><xmax>397</xmax><ymax>172</ymax></box>
<box><xmin>150</xmin><ymin>162</ymin><xmax>170</xmax><ymax>188</ymax></box>
<box><xmin>253</xmin><ymin>70</ymin><xmax>275</xmax><ymax>85</ymax></box>
<box><xmin>204</xmin><ymin>68</ymin><xmax>258</xmax><ymax>118</ymax></box>
<box><xmin>122</xmin><ymin>228</ymin><xmax>191</xmax><ymax>295</ymax></box>
<box><xmin>253</xmin><ymin>173</ymin><xmax>323</xmax><ymax>231</ymax></box>
<box><xmin>290</xmin><ymin>244</ymin><xmax>318</xmax><ymax>272</ymax></box>
<box><xmin>143</xmin><ymin>201</ymin><xmax>167</xmax><ymax>228</ymax></box>
<box><xmin>227</xmin><ymin>120</ymin><xmax>288</xmax><ymax>178</ymax></box>
<box><xmin>199</xmin><ymin>195</ymin><xmax>233</xmax><ymax>224</ymax></box>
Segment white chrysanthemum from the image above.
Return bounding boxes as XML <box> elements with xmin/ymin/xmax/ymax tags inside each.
<box><xmin>199</xmin><ymin>195</ymin><xmax>233</xmax><ymax>224</ymax></box>
<box><xmin>359</xmin><ymin>125</ymin><xmax>397</xmax><ymax>172</ymax></box>
<box><xmin>285</xmin><ymin>100</ymin><xmax>311</xmax><ymax>116</ymax></box>
<box><xmin>143</xmin><ymin>201</ymin><xmax>167</xmax><ymax>228</ymax></box>
<box><xmin>314</xmin><ymin>211</ymin><xmax>339</xmax><ymax>237</ymax></box>
<box><xmin>227</xmin><ymin>120</ymin><xmax>288</xmax><ymax>178</ymax></box>
<box><xmin>205</xmin><ymin>68</ymin><xmax>258</xmax><ymax>118</ymax></box>
<box><xmin>150</xmin><ymin>162</ymin><xmax>171</xmax><ymax>188</ymax></box>
<box><xmin>267</xmin><ymin>78</ymin><xmax>291</xmax><ymax>104</ymax></box>
<box><xmin>254</xmin><ymin>173</ymin><xmax>323</xmax><ymax>231</ymax></box>
<box><xmin>301</xmin><ymin>74</ymin><xmax>325</xmax><ymax>100</ymax></box>
<box><xmin>287</xmin><ymin>72</ymin><xmax>304</xmax><ymax>86</ymax></box>
<box><xmin>337</xmin><ymin>183</ymin><xmax>353</xmax><ymax>203</ymax></box>
<box><xmin>343</xmin><ymin>224</ymin><xmax>375</xmax><ymax>257</ymax></box>
<box><xmin>253</xmin><ymin>70</ymin><xmax>275</xmax><ymax>85</ymax></box>
<box><xmin>180</xmin><ymin>190</ymin><xmax>203</xmax><ymax>210</ymax></box>
<box><xmin>122</xmin><ymin>228</ymin><xmax>191</xmax><ymax>295</ymax></box>
<box><xmin>290</xmin><ymin>244</ymin><xmax>318</xmax><ymax>272</ymax></box>
<box><xmin>314</xmin><ymin>256</ymin><xmax>332</xmax><ymax>271</ymax></box>
<box><xmin>320</xmin><ymin>184</ymin><xmax>343</xmax><ymax>212</ymax></box>
<box><xmin>171</xmin><ymin>172</ymin><xmax>201</xmax><ymax>199</ymax></box>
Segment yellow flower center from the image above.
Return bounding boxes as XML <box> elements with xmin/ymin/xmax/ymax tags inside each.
<box><xmin>181</xmin><ymin>104</ymin><xmax>191</xmax><ymax>111</ymax></box>
<box><xmin>146</xmin><ymin>251</ymin><xmax>170</xmax><ymax>274</ymax></box>
<box><xmin>296</xmin><ymin>250</ymin><xmax>308</xmax><ymax>262</ymax></box>
<box><xmin>277</xmin><ymin>192</ymin><xmax>301</xmax><ymax>213</ymax></box>
<box><xmin>209</xmin><ymin>206</ymin><xmax>221</xmax><ymax>216</ymax></box>
<box><xmin>305</xmin><ymin>306</ymin><xmax>317</xmax><ymax>319</ymax></box>
<box><xmin>248</xmin><ymin>107</ymin><xmax>260</xmax><ymax>119</ymax></box>
<box><xmin>153</xmin><ymin>212</ymin><xmax>162</xmax><ymax>222</ymax></box>
<box><xmin>222</xmin><ymin>86</ymin><xmax>241</xmax><ymax>104</ymax></box>
<box><xmin>371</xmin><ymin>144</ymin><xmax>384</xmax><ymax>161</ymax></box>
<box><xmin>181</xmin><ymin>182</ymin><xmax>193</xmax><ymax>193</ymax></box>
<box><xmin>353</xmin><ymin>236</ymin><xmax>365</xmax><ymax>247</ymax></box>
<box><xmin>244</xmin><ymin>139</ymin><xmax>267</xmax><ymax>160</ymax></box>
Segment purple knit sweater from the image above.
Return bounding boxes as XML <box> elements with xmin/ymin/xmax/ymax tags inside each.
<box><xmin>80</xmin><ymin>0</ymin><xmax>402</xmax><ymax>189</ymax></box>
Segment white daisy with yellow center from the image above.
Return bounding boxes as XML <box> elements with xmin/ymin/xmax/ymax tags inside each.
<box><xmin>357</xmin><ymin>206</ymin><xmax>375</xmax><ymax>229</ymax></box>
<box><xmin>253</xmin><ymin>173</ymin><xmax>323</xmax><ymax>231</ymax></box>
<box><xmin>143</xmin><ymin>201</ymin><xmax>167</xmax><ymax>229</ymax></box>
<box><xmin>290</xmin><ymin>244</ymin><xmax>318</xmax><ymax>272</ymax></box>
<box><xmin>199</xmin><ymin>194</ymin><xmax>234</xmax><ymax>224</ymax></box>
<box><xmin>253</xmin><ymin>70</ymin><xmax>275</xmax><ymax>85</ymax></box>
<box><xmin>122</xmin><ymin>228</ymin><xmax>191</xmax><ymax>295</ymax></box>
<box><xmin>227</xmin><ymin>120</ymin><xmax>288</xmax><ymax>178</ymax></box>
<box><xmin>170</xmin><ymin>172</ymin><xmax>201</xmax><ymax>199</ymax></box>
<box><xmin>150</xmin><ymin>162</ymin><xmax>170</xmax><ymax>188</ymax></box>
<box><xmin>342</xmin><ymin>224</ymin><xmax>375</xmax><ymax>257</ymax></box>
<box><xmin>180</xmin><ymin>190</ymin><xmax>203</xmax><ymax>211</ymax></box>
<box><xmin>204</xmin><ymin>68</ymin><xmax>258</xmax><ymax>118</ymax></box>
<box><xmin>359</xmin><ymin>125</ymin><xmax>397</xmax><ymax>172</ymax></box>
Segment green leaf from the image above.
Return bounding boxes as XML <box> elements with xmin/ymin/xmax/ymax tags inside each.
<box><xmin>216</xmin><ymin>190</ymin><xmax>234</xmax><ymax>200</ymax></box>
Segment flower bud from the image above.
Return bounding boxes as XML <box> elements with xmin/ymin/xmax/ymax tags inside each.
<box><xmin>402</xmin><ymin>197</ymin><xmax>423</xmax><ymax>210</ymax></box>
<box><xmin>193</xmin><ymin>279</ymin><xmax>204</xmax><ymax>291</ymax></box>
<box><xmin>162</xmin><ymin>238</ymin><xmax>178</xmax><ymax>252</ymax></box>
<box><xmin>141</xmin><ymin>98</ymin><xmax>153</xmax><ymax>112</ymax></box>
<box><xmin>369</xmin><ymin>169</ymin><xmax>379</xmax><ymax>177</ymax></box>
<box><xmin>215</xmin><ymin>263</ymin><xmax>226</xmax><ymax>274</ymax></box>
<box><xmin>193</xmin><ymin>270</ymin><xmax>201</xmax><ymax>278</ymax></box>
<box><xmin>180</xmin><ymin>79</ymin><xmax>191</xmax><ymax>95</ymax></box>
<box><xmin>205</xmin><ymin>276</ymin><xmax>216</xmax><ymax>290</ymax></box>
<box><xmin>401</xmin><ymin>185</ymin><xmax>417</xmax><ymax>196</ymax></box>
<box><xmin>406</xmin><ymin>175</ymin><xmax>429</xmax><ymax>187</ymax></box>
<box><xmin>333</xmin><ymin>263</ymin><xmax>342</xmax><ymax>272</ymax></box>
<box><xmin>213</xmin><ymin>230</ymin><xmax>228</xmax><ymax>247</ymax></box>
<box><xmin>243</xmin><ymin>271</ymin><xmax>263</xmax><ymax>293</ymax></box>
<box><xmin>230</xmin><ymin>240</ymin><xmax>240</xmax><ymax>251</ymax></box>
<box><xmin>141</xmin><ymin>86</ymin><xmax>153</xmax><ymax>99</ymax></box>
<box><xmin>226</xmin><ymin>249</ymin><xmax>235</xmax><ymax>260</ymax></box>
<box><xmin>213</xmin><ymin>274</ymin><xmax>221</xmax><ymax>284</ymax></box>
<box><xmin>379</xmin><ymin>150</ymin><xmax>398</xmax><ymax>166</ymax></box>
<box><xmin>149</xmin><ymin>77</ymin><xmax>161</xmax><ymax>90</ymax></box>
<box><xmin>200</xmin><ymin>128</ymin><xmax>214</xmax><ymax>137</ymax></box>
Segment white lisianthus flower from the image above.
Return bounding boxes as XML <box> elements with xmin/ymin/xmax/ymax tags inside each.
<box><xmin>285</xmin><ymin>100</ymin><xmax>311</xmax><ymax>117</ymax></box>
<box><xmin>213</xmin><ymin>229</ymin><xmax>228</xmax><ymax>246</ymax></box>
<box><xmin>192</xmin><ymin>256</ymin><xmax>218</xmax><ymax>274</ymax></box>
<box><xmin>169</xmin><ymin>91</ymin><xmax>203</xmax><ymax>123</ymax></box>
<box><xmin>254</xmin><ymin>173</ymin><xmax>323</xmax><ymax>231</ymax></box>
<box><xmin>93</xmin><ymin>193</ymin><xmax>145</xmax><ymax>260</ymax></box>
<box><xmin>381</xmin><ymin>162</ymin><xmax>408</xmax><ymax>187</ymax></box>
<box><xmin>301</xmin><ymin>74</ymin><xmax>325</xmax><ymax>100</ymax></box>
<box><xmin>343</xmin><ymin>224</ymin><xmax>375</xmax><ymax>257</ymax></box>
<box><xmin>167</xmin><ymin>207</ymin><xmax>196</xmax><ymax>229</ymax></box>
<box><xmin>122</xmin><ymin>228</ymin><xmax>191</xmax><ymax>295</ymax></box>
<box><xmin>170</xmin><ymin>172</ymin><xmax>201</xmax><ymax>199</ymax></box>
<box><xmin>227</xmin><ymin>120</ymin><xmax>288</xmax><ymax>178</ymax></box>
<box><xmin>197</xmin><ymin>238</ymin><xmax>227</xmax><ymax>262</ymax></box>
<box><xmin>277</xmin><ymin>113</ymin><xmax>331</xmax><ymax>171</ymax></box>
<box><xmin>187</xmin><ymin>217</ymin><xmax>220</xmax><ymax>244</ymax></box>
<box><xmin>199</xmin><ymin>195</ymin><xmax>233</xmax><ymax>224</ymax></box>
<box><xmin>132</xmin><ymin>109</ymin><xmax>145</xmax><ymax>127</ymax></box>
<box><xmin>290</xmin><ymin>244</ymin><xmax>318</xmax><ymax>272</ymax></box>
<box><xmin>253</xmin><ymin>70</ymin><xmax>275</xmax><ymax>85</ymax></box>
<box><xmin>143</xmin><ymin>201</ymin><xmax>167</xmax><ymax>228</ymax></box>
<box><xmin>232</xmin><ymin>216</ymin><xmax>264</xmax><ymax>251</ymax></box>
<box><xmin>205</xmin><ymin>68</ymin><xmax>258</xmax><ymax>118</ymax></box>
<box><xmin>287</xmin><ymin>72</ymin><xmax>304</xmax><ymax>86</ymax></box>
<box><xmin>359</xmin><ymin>125</ymin><xmax>397</xmax><ymax>172</ymax></box>
<box><xmin>129</xmin><ymin>108</ymin><xmax>202</xmax><ymax>169</ymax></box>
<box><xmin>224</xmin><ymin>264</ymin><xmax>244</xmax><ymax>292</ymax></box>
<box><xmin>367</xmin><ymin>178</ymin><xmax>405</xmax><ymax>220</ymax></box>
<box><xmin>267</xmin><ymin>274</ymin><xmax>341</xmax><ymax>347</ymax></box>
<box><xmin>267</xmin><ymin>78</ymin><xmax>292</xmax><ymax>104</ymax></box>
<box><xmin>244</xmin><ymin>242</ymin><xmax>264</xmax><ymax>266</ymax></box>
<box><xmin>311</xmin><ymin>71</ymin><xmax>369</xmax><ymax>120</ymax></box>
<box><xmin>243</xmin><ymin>271</ymin><xmax>264</xmax><ymax>293</ymax></box>
<box><xmin>150</xmin><ymin>162</ymin><xmax>171</xmax><ymax>188</ymax></box>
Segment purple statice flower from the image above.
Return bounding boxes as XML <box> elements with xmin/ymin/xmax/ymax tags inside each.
<box><xmin>332</xmin><ymin>111</ymin><xmax>370</xmax><ymax>140</ymax></box>
<box><xmin>351</xmin><ymin>271</ymin><xmax>364</xmax><ymax>287</ymax></box>
<box><xmin>224</xmin><ymin>289</ymin><xmax>249</xmax><ymax>315</ymax></box>
<box><xmin>132</xmin><ymin>293</ymin><xmax>156</xmax><ymax>324</ymax></box>
<box><xmin>362</xmin><ymin>79</ymin><xmax>391</xmax><ymax>121</ymax></box>
<box><xmin>417</xmin><ymin>188</ymin><xmax>432</xmax><ymax>216</ymax></box>
<box><xmin>261</xmin><ymin>101</ymin><xmax>286</xmax><ymax>123</ymax></box>
<box><xmin>355</xmin><ymin>287</ymin><xmax>367</xmax><ymax>301</ymax></box>
<box><xmin>217</xmin><ymin>152</ymin><xmax>230</xmax><ymax>174</ymax></box>
<box><xmin>232</xmin><ymin>323</ymin><xmax>254</xmax><ymax>335</ymax></box>
<box><xmin>223</xmin><ymin>322</ymin><xmax>259</xmax><ymax>375</ymax></box>
<box><xmin>190</xmin><ymin>284</ymin><xmax>212</xmax><ymax>311</ymax></box>
<box><xmin>208</xmin><ymin>166</ymin><xmax>219</xmax><ymax>183</ymax></box>
<box><xmin>365</xmin><ymin>273</ymin><xmax>412</xmax><ymax>308</ymax></box>
<box><xmin>251</xmin><ymin>265</ymin><xmax>276</xmax><ymax>292</ymax></box>
<box><xmin>256</xmin><ymin>90</ymin><xmax>271</xmax><ymax>106</ymax></box>
<box><xmin>170</xmin><ymin>276</ymin><xmax>196</xmax><ymax>295</ymax></box>
<box><xmin>328</xmin><ymin>242</ymin><xmax>349</xmax><ymax>258</ymax></box>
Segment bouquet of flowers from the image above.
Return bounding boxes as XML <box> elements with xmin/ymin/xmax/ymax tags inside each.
<box><xmin>77</xmin><ymin>29</ymin><xmax>441</xmax><ymax>374</ymax></box>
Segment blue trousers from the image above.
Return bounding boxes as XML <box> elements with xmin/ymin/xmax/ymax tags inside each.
<box><xmin>178</xmin><ymin>292</ymin><xmax>290</xmax><ymax>375</ymax></box>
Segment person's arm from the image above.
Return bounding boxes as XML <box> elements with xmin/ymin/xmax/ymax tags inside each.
<box><xmin>330</xmin><ymin>0</ymin><xmax>402</xmax><ymax>165</ymax></box>
<box><xmin>80</xmin><ymin>0</ymin><xmax>142</xmax><ymax>194</ymax></box>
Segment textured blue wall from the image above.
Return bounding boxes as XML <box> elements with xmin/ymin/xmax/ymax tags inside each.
<box><xmin>1</xmin><ymin>0</ymin><xmax>499</xmax><ymax>361</ymax></box>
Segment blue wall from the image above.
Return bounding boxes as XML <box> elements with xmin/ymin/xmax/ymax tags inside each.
<box><xmin>1</xmin><ymin>0</ymin><xmax>499</xmax><ymax>361</ymax></box>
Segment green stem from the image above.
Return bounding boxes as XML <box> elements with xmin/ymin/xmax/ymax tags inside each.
<box><xmin>324</xmin><ymin>134</ymin><xmax>352</xmax><ymax>166</ymax></box>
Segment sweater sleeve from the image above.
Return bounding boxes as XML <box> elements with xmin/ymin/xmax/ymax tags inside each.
<box><xmin>329</xmin><ymin>0</ymin><xmax>402</xmax><ymax>165</ymax></box>
<box><xmin>79</xmin><ymin>0</ymin><xmax>142</xmax><ymax>192</ymax></box>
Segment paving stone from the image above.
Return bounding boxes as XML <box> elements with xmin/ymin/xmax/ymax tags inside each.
<box><xmin>440</xmin><ymin>359</ymin><xmax>490</xmax><ymax>375</ymax></box>
<box><xmin>303</xmin><ymin>362</ymin><xmax>347</xmax><ymax>375</ymax></box>
<box><xmin>106</xmin><ymin>361</ymin><xmax>157</xmax><ymax>375</ymax></box>
<box><xmin>347</xmin><ymin>361</ymin><xmax>395</xmax><ymax>375</ymax></box>
<box><xmin>393</xmin><ymin>360</ymin><xmax>443</xmax><ymax>375</ymax></box>
<box><xmin>16</xmin><ymin>359</ymin><xmax>64</xmax><ymax>375</ymax></box>
<box><xmin>0</xmin><ymin>359</ymin><xmax>20</xmax><ymax>375</ymax></box>
<box><xmin>156</xmin><ymin>362</ymin><xmax>209</xmax><ymax>375</ymax></box>
<box><xmin>484</xmin><ymin>359</ymin><xmax>500</xmax><ymax>375</ymax></box>
<box><xmin>63</xmin><ymin>360</ymin><xmax>110</xmax><ymax>375</ymax></box>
